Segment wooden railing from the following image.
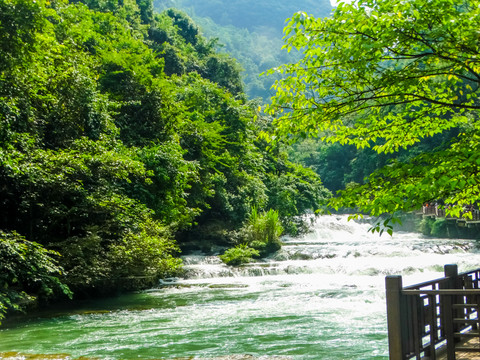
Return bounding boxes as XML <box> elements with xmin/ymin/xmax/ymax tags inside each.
<box><xmin>386</xmin><ymin>265</ymin><xmax>480</xmax><ymax>360</ymax></box>
<box><xmin>422</xmin><ymin>205</ymin><xmax>480</xmax><ymax>222</ymax></box>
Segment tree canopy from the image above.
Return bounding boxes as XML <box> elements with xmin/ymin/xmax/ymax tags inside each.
<box><xmin>266</xmin><ymin>0</ymin><xmax>480</xmax><ymax>228</ymax></box>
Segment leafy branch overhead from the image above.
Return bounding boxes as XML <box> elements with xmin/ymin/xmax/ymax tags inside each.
<box><xmin>266</xmin><ymin>0</ymin><xmax>480</xmax><ymax>220</ymax></box>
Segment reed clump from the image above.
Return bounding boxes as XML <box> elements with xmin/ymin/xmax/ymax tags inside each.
<box><xmin>220</xmin><ymin>208</ymin><xmax>283</xmax><ymax>265</ymax></box>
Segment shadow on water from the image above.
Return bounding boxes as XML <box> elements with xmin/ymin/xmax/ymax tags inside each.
<box><xmin>1</xmin><ymin>292</ymin><xmax>174</xmax><ymax>329</ymax></box>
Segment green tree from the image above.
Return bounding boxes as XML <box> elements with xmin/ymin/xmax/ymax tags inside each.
<box><xmin>266</xmin><ymin>0</ymin><xmax>480</xmax><ymax>229</ymax></box>
<box><xmin>0</xmin><ymin>0</ymin><xmax>183</xmax><ymax>299</ymax></box>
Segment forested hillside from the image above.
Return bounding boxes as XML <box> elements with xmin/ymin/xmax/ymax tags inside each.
<box><xmin>154</xmin><ymin>0</ymin><xmax>332</xmax><ymax>100</ymax></box>
<box><xmin>151</xmin><ymin>0</ymin><xmax>435</xmax><ymax>198</ymax></box>
<box><xmin>0</xmin><ymin>0</ymin><xmax>329</xmax><ymax>323</ymax></box>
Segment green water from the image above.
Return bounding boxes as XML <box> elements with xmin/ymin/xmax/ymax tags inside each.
<box><xmin>1</xmin><ymin>215</ymin><xmax>479</xmax><ymax>360</ymax></box>
<box><xmin>0</xmin><ymin>277</ymin><xmax>388</xmax><ymax>360</ymax></box>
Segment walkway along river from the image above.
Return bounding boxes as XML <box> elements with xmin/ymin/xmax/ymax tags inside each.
<box><xmin>1</xmin><ymin>215</ymin><xmax>480</xmax><ymax>360</ymax></box>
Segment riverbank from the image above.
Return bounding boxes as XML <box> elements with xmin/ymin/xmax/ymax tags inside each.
<box><xmin>2</xmin><ymin>215</ymin><xmax>480</xmax><ymax>359</ymax></box>
<box><xmin>0</xmin><ymin>353</ymin><xmax>294</xmax><ymax>360</ymax></box>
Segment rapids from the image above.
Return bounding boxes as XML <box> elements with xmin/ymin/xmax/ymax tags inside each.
<box><xmin>1</xmin><ymin>214</ymin><xmax>479</xmax><ymax>360</ymax></box>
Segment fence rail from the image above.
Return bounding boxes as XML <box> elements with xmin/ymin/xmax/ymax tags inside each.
<box><xmin>422</xmin><ymin>205</ymin><xmax>480</xmax><ymax>222</ymax></box>
<box><xmin>386</xmin><ymin>265</ymin><xmax>480</xmax><ymax>360</ymax></box>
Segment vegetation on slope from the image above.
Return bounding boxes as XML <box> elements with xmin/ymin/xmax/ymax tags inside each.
<box><xmin>0</xmin><ymin>0</ymin><xmax>329</xmax><ymax>323</ymax></box>
<box><xmin>154</xmin><ymin>0</ymin><xmax>332</xmax><ymax>101</ymax></box>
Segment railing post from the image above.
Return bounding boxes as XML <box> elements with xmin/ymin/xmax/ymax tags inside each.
<box><xmin>443</xmin><ymin>264</ymin><xmax>458</xmax><ymax>360</ymax></box>
<box><xmin>444</xmin><ymin>265</ymin><xmax>459</xmax><ymax>317</ymax></box>
<box><xmin>386</xmin><ymin>275</ymin><xmax>406</xmax><ymax>360</ymax></box>
<box><xmin>444</xmin><ymin>264</ymin><xmax>458</xmax><ymax>281</ymax></box>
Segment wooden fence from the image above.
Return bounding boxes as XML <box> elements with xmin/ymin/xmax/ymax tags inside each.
<box><xmin>386</xmin><ymin>265</ymin><xmax>480</xmax><ymax>360</ymax></box>
<box><xmin>422</xmin><ymin>205</ymin><xmax>480</xmax><ymax>222</ymax></box>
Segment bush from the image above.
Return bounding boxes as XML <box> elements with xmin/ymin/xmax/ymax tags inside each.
<box><xmin>108</xmin><ymin>219</ymin><xmax>182</xmax><ymax>280</ymax></box>
<box><xmin>431</xmin><ymin>218</ymin><xmax>448</xmax><ymax>237</ymax></box>
<box><xmin>220</xmin><ymin>243</ymin><xmax>259</xmax><ymax>266</ymax></box>
<box><xmin>419</xmin><ymin>217</ymin><xmax>435</xmax><ymax>236</ymax></box>
<box><xmin>0</xmin><ymin>231</ymin><xmax>72</xmax><ymax>324</ymax></box>
<box><xmin>221</xmin><ymin>207</ymin><xmax>284</xmax><ymax>266</ymax></box>
<box><xmin>57</xmin><ymin>217</ymin><xmax>182</xmax><ymax>295</ymax></box>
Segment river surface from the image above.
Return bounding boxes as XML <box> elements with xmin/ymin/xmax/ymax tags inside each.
<box><xmin>1</xmin><ymin>215</ymin><xmax>480</xmax><ymax>360</ymax></box>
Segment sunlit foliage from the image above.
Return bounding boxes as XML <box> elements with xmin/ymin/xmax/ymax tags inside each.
<box><xmin>267</xmin><ymin>0</ymin><xmax>480</xmax><ymax>231</ymax></box>
<box><xmin>0</xmin><ymin>0</ymin><xmax>329</xmax><ymax>320</ymax></box>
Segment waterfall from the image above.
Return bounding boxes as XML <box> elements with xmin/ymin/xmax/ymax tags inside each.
<box><xmin>1</xmin><ymin>214</ymin><xmax>479</xmax><ymax>360</ymax></box>
<box><xmin>179</xmin><ymin>214</ymin><xmax>479</xmax><ymax>284</ymax></box>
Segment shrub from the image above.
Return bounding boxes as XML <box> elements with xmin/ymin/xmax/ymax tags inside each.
<box><xmin>220</xmin><ymin>244</ymin><xmax>259</xmax><ymax>266</ymax></box>
<box><xmin>431</xmin><ymin>218</ymin><xmax>448</xmax><ymax>237</ymax></box>
<box><xmin>0</xmin><ymin>231</ymin><xmax>72</xmax><ymax>324</ymax></box>
<box><xmin>419</xmin><ymin>217</ymin><xmax>435</xmax><ymax>236</ymax></box>
<box><xmin>108</xmin><ymin>219</ymin><xmax>182</xmax><ymax>280</ymax></box>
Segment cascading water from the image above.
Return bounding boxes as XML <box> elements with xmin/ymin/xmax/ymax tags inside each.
<box><xmin>1</xmin><ymin>214</ymin><xmax>480</xmax><ymax>360</ymax></box>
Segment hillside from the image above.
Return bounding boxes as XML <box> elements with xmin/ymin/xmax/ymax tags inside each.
<box><xmin>0</xmin><ymin>0</ymin><xmax>330</xmax><ymax>322</ymax></box>
<box><xmin>154</xmin><ymin>0</ymin><xmax>333</xmax><ymax>100</ymax></box>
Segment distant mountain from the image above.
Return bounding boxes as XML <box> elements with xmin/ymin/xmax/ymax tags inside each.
<box><xmin>156</xmin><ymin>0</ymin><xmax>331</xmax><ymax>32</ymax></box>
<box><xmin>154</xmin><ymin>0</ymin><xmax>333</xmax><ymax>101</ymax></box>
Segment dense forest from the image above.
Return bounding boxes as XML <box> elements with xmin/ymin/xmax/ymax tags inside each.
<box><xmin>154</xmin><ymin>0</ymin><xmax>332</xmax><ymax>101</ymax></box>
<box><xmin>0</xmin><ymin>0</ymin><xmax>331</xmax><ymax>323</ymax></box>
<box><xmin>150</xmin><ymin>0</ymin><xmax>393</xmax><ymax>193</ymax></box>
<box><xmin>153</xmin><ymin>0</ymin><xmax>464</xmax><ymax>202</ymax></box>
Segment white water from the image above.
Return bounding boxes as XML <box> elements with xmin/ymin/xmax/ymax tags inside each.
<box><xmin>1</xmin><ymin>214</ymin><xmax>479</xmax><ymax>360</ymax></box>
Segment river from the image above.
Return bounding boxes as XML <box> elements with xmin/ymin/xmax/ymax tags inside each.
<box><xmin>1</xmin><ymin>214</ymin><xmax>480</xmax><ymax>360</ymax></box>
